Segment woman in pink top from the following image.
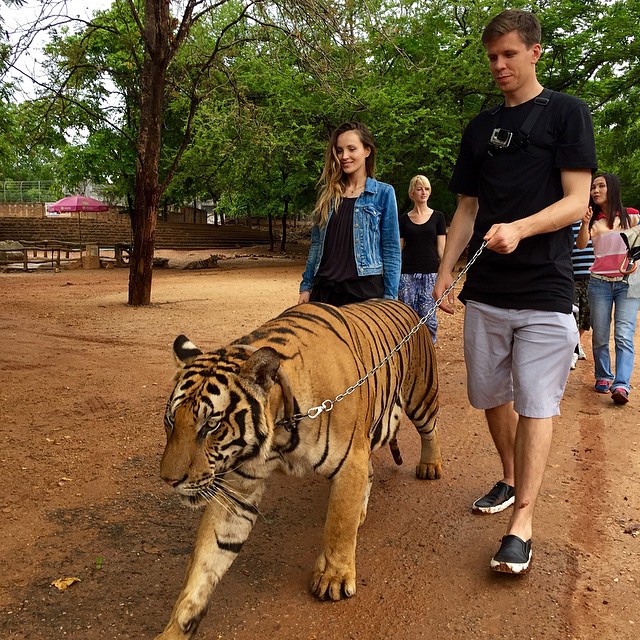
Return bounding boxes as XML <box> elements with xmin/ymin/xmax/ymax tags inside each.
<box><xmin>577</xmin><ymin>173</ymin><xmax>640</xmax><ymax>403</ymax></box>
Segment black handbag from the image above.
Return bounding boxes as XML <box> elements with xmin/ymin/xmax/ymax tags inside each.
<box><xmin>620</xmin><ymin>226</ymin><xmax>640</xmax><ymax>275</ymax></box>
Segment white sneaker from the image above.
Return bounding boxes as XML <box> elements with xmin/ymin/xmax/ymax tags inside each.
<box><xmin>570</xmin><ymin>352</ymin><xmax>578</xmax><ymax>370</ymax></box>
<box><xmin>577</xmin><ymin>344</ymin><xmax>586</xmax><ymax>360</ymax></box>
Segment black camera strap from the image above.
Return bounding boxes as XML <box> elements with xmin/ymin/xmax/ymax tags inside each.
<box><xmin>489</xmin><ymin>88</ymin><xmax>553</xmax><ymax>153</ymax></box>
<box><xmin>517</xmin><ymin>87</ymin><xmax>552</xmax><ymax>138</ymax></box>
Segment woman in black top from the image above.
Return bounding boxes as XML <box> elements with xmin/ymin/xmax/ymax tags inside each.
<box><xmin>298</xmin><ymin>122</ymin><xmax>401</xmax><ymax>306</ymax></box>
<box><xmin>398</xmin><ymin>175</ymin><xmax>447</xmax><ymax>341</ymax></box>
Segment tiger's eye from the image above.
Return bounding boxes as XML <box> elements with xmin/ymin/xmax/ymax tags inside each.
<box><xmin>199</xmin><ymin>420</ymin><xmax>221</xmax><ymax>438</ymax></box>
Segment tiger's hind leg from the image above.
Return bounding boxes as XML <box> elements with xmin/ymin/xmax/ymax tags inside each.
<box><xmin>405</xmin><ymin>397</ymin><xmax>442</xmax><ymax>480</ymax></box>
<box><xmin>402</xmin><ymin>337</ymin><xmax>442</xmax><ymax>480</ymax></box>
<box><xmin>414</xmin><ymin>414</ymin><xmax>442</xmax><ymax>480</ymax></box>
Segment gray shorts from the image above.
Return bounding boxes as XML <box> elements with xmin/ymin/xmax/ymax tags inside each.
<box><xmin>463</xmin><ymin>301</ymin><xmax>578</xmax><ymax>418</ymax></box>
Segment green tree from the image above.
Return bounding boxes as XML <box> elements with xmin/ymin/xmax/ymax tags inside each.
<box><xmin>36</xmin><ymin>0</ymin><xmax>348</xmax><ymax>304</ymax></box>
<box><xmin>1</xmin><ymin>0</ymin><xmax>27</xmax><ymax>176</ymax></box>
<box><xmin>6</xmin><ymin>0</ymin><xmax>640</xmax><ymax>269</ymax></box>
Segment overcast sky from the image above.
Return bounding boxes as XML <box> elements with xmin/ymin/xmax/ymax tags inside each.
<box><xmin>4</xmin><ymin>0</ymin><xmax>113</xmax><ymax>98</ymax></box>
<box><xmin>4</xmin><ymin>0</ymin><xmax>112</xmax><ymax>34</ymax></box>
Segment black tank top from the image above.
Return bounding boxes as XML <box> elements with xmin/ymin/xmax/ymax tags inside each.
<box><xmin>316</xmin><ymin>197</ymin><xmax>358</xmax><ymax>282</ymax></box>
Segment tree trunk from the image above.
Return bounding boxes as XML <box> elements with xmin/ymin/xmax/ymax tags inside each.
<box><xmin>128</xmin><ymin>0</ymin><xmax>171</xmax><ymax>306</ymax></box>
<box><xmin>268</xmin><ymin>211</ymin><xmax>274</xmax><ymax>252</ymax></box>
<box><xmin>128</xmin><ymin>169</ymin><xmax>159</xmax><ymax>305</ymax></box>
<box><xmin>280</xmin><ymin>197</ymin><xmax>289</xmax><ymax>252</ymax></box>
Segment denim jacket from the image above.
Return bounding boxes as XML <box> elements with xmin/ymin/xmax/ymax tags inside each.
<box><xmin>300</xmin><ymin>177</ymin><xmax>401</xmax><ymax>299</ymax></box>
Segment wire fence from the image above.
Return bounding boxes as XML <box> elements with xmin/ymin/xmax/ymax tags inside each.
<box><xmin>1</xmin><ymin>181</ymin><xmax>61</xmax><ymax>203</ymax></box>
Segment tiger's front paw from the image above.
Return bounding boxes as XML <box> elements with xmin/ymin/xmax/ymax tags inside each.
<box><xmin>155</xmin><ymin>611</ymin><xmax>203</xmax><ymax>640</ymax></box>
<box><xmin>155</xmin><ymin>628</ymin><xmax>189</xmax><ymax>640</ymax></box>
<box><xmin>415</xmin><ymin>460</ymin><xmax>442</xmax><ymax>480</ymax></box>
<box><xmin>310</xmin><ymin>555</ymin><xmax>356</xmax><ymax>601</ymax></box>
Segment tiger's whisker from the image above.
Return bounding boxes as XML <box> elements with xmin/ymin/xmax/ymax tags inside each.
<box><xmin>202</xmin><ymin>486</ymin><xmax>237</xmax><ymax>517</ymax></box>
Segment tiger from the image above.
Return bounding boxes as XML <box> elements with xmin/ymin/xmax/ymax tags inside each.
<box><xmin>182</xmin><ymin>254</ymin><xmax>219</xmax><ymax>270</ymax></box>
<box><xmin>156</xmin><ymin>298</ymin><xmax>441</xmax><ymax>640</ymax></box>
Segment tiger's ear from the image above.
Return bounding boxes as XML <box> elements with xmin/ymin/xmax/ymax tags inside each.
<box><xmin>240</xmin><ymin>347</ymin><xmax>280</xmax><ymax>392</ymax></box>
<box><xmin>173</xmin><ymin>335</ymin><xmax>203</xmax><ymax>366</ymax></box>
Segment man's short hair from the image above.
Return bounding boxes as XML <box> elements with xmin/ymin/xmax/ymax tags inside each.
<box><xmin>482</xmin><ymin>9</ymin><xmax>541</xmax><ymax>48</ymax></box>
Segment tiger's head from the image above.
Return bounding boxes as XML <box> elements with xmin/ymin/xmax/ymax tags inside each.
<box><xmin>160</xmin><ymin>335</ymin><xmax>280</xmax><ymax>507</ymax></box>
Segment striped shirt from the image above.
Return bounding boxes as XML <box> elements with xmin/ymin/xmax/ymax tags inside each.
<box><xmin>571</xmin><ymin>222</ymin><xmax>594</xmax><ymax>280</ymax></box>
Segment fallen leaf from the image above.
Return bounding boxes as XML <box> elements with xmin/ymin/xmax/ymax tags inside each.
<box><xmin>51</xmin><ymin>577</ymin><xmax>81</xmax><ymax>591</ymax></box>
<box><xmin>142</xmin><ymin>545</ymin><xmax>161</xmax><ymax>555</ymax></box>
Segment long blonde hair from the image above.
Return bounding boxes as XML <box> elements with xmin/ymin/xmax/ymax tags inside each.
<box><xmin>314</xmin><ymin>122</ymin><xmax>377</xmax><ymax>227</ymax></box>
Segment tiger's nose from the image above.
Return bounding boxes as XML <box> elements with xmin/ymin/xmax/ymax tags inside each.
<box><xmin>161</xmin><ymin>473</ymin><xmax>188</xmax><ymax>488</ymax></box>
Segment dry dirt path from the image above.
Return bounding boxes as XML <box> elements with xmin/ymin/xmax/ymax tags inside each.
<box><xmin>0</xmin><ymin>253</ymin><xmax>638</xmax><ymax>640</ymax></box>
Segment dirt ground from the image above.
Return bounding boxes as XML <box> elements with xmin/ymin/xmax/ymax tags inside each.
<box><xmin>1</xmin><ymin>247</ymin><xmax>639</xmax><ymax>640</ymax></box>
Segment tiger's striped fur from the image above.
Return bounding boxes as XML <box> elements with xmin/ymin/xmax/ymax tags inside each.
<box><xmin>182</xmin><ymin>254</ymin><xmax>219</xmax><ymax>270</ymax></box>
<box><xmin>157</xmin><ymin>299</ymin><xmax>441</xmax><ymax>640</ymax></box>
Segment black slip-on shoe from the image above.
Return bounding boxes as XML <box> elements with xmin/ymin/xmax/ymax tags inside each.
<box><xmin>472</xmin><ymin>481</ymin><xmax>515</xmax><ymax>514</ymax></box>
<box><xmin>490</xmin><ymin>535</ymin><xmax>532</xmax><ymax>574</ymax></box>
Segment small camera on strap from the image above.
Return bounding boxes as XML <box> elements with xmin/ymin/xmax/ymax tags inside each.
<box><xmin>487</xmin><ymin>88</ymin><xmax>552</xmax><ymax>157</ymax></box>
<box><xmin>488</xmin><ymin>128</ymin><xmax>528</xmax><ymax>154</ymax></box>
<box><xmin>489</xmin><ymin>128</ymin><xmax>513</xmax><ymax>149</ymax></box>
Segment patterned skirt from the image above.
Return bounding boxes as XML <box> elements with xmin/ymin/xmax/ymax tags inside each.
<box><xmin>398</xmin><ymin>272</ymin><xmax>438</xmax><ymax>343</ymax></box>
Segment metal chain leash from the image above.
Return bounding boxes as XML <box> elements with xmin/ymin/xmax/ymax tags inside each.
<box><xmin>283</xmin><ymin>241</ymin><xmax>488</xmax><ymax>426</ymax></box>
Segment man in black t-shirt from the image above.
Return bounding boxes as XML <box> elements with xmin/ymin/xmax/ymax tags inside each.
<box><xmin>433</xmin><ymin>9</ymin><xmax>597</xmax><ymax>574</ymax></box>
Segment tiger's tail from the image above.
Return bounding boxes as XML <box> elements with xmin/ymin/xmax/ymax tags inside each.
<box><xmin>389</xmin><ymin>437</ymin><xmax>403</xmax><ymax>465</ymax></box>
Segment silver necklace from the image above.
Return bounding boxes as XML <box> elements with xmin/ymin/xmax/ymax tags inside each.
<box><xmin>344</xmin><ymin>183</ymin><xmax>364</xmax><ymax>195</ymax></box>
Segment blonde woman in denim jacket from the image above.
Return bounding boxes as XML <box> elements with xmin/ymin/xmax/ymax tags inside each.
<box><xmin>298</xmin><ymin>122</ymin><xmax>401</xmax><ymax>307</ymax></box>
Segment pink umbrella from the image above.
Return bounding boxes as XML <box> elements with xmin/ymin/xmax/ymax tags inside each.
<box><xmin>48</xmin><ymin>195</ymin><xmax>110</xmax><ymax>244</ymax></box>
<box><xmin>48</xmin><ymin>195</ymin><xmax>109</xmax><ymax>213</ymax></box>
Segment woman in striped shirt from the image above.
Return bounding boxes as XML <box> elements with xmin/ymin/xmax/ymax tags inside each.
<box><xmin>577</xmin><ymin>173</ymin><xmax>640</xmax><ymax>404</ymax></box>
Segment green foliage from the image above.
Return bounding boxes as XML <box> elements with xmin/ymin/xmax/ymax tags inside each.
<box><xmin>4</xmin><ymin>0</ymin><xmax>640</xmax><ymax>217</ymax></box>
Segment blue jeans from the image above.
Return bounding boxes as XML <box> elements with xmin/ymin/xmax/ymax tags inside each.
<box><xmin>588</xmin><ymin>276</ymin><xmax>640</xmax><ymax>392</ymax></box>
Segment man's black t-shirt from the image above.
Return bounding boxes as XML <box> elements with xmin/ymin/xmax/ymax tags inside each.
<box><xmin>399</xmin><ymin>210</ymin><xmax>447</xmax><ymax>274</ymax></box>
<box><xmin>449</xmin><ymin>90</ymin><xmax>597</xmax><ymax>313</ymax></box>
